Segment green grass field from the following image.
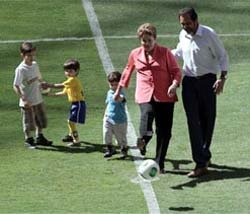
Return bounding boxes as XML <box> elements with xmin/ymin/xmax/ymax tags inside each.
<box><xmin>0</xmin><ymin>0</ymin><xmax>250</xmax><ymax>213</ymax></box>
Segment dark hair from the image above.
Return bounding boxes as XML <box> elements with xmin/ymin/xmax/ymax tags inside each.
<box><xmin>63</xmin><ymin>59</ymin><xmax>80</xmax><ymax>75</ymax></box>
<box><xmin>137</xmin><ymin>23</ymin><xmax>157</xmax><ymax>39</ymax></box>
<box><xmin>20</xmin><ymin>42</ymin><xmax>36</xmax><ymax>54</ymax></box>
<box><xmin>107</xmin><ymin>71</ymin><xmax>121</xmax><ymax>82</ymax></box>
<box><xmin>178</xmin><ymin>7</ymin><xmax>198</xmax><ymax>21</ymax></box>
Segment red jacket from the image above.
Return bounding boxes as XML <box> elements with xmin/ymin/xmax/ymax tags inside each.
<box><xmin>119</xmin><ymin>44</ymin><xmax>182</xmax><ymax>104</ymax></box>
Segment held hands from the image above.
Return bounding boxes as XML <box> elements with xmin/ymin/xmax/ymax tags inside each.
<box><xmin>40</xmin><ymin>82</ymin><xmax>51</xmax><ymax>96</ymax></box>
<box><xmin>113</xmin><ymin>91</ymin><xmax>121</xmax><ymax>102</ymax></box>
<box><xmin>40</xmin><ymin>81</ymin><xmax>50</xmax><ymax>90</ymax></box>
<box><xmin>113</xmin><ymin>86</ymin><xmax>122</xmax><ymax>101</ymax></box>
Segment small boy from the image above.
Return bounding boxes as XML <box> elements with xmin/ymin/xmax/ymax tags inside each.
<box><xmin>103</xmin><ymin>71</ymin><xmax>128</xmax><ymax>158</ymax></box>
<box><xmin>44</xmin><ymin>59</ymin><xmax>86</xmax><ymax>147</ymax></box>
<box><xmin>13</xmin><ymin>42</ymin><xmax>53</xmax><ymax>148</ymax></box>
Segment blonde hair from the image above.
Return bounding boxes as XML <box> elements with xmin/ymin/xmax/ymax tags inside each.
<box><xmin>137</xmin><ymin>23</ymin><xmax>157</xmax><ymax>39</ymax></box>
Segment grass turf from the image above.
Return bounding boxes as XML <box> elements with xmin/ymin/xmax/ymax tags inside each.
<box><xmin>0</xmin><ymin>0</ymin><xmax>250</xmax><ymax>213</ymax></box>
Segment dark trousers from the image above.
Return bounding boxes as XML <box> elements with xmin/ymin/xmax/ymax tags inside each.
<box><xmin>139</xmin><ymin>100</ymin><xmax>174</xmax><ymax>170</ymax></box>
<box><xmin>182</xmin><ymin>74</ymin><xmax>216</xmax><ymax>168</ymax></box>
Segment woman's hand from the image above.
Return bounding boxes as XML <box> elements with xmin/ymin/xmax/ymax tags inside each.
<box><xmin>167</xmin><ymin>81</ymin><xmax>178</xmax><ymax>97</ymax></box>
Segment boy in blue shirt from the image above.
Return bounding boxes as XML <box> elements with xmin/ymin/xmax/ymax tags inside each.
<box><xmin>103</xmin><ymin>71</ymin><xmax>128</xmax><ymax>158</ymax></box>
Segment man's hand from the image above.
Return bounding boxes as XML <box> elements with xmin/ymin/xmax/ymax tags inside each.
<box><xmin>213</xmin><ymin>79</ymin><xmax>226</xmax><ymax>94</ymax></box>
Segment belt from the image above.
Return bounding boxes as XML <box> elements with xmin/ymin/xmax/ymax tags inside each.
<box><xmin>185</xmin><ymin>73</ymin><xmax>216</xmax><ymax>80</ymax></box>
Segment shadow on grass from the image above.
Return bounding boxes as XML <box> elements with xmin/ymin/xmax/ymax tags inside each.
<box><xmin>169</xmin><ymin>163</ymin><xmax>250</xmax><ymax>190</ymax></box>
<box><xmin>169</xmin><ymin>207</ymin><xmax>194</xmax><ymax>212</ymax></box>
<box><xmin>35</xmin><ymin>141</ymin><xmax>106</xmax><ymax>153</ymax></box>
<box><xmin>36</xmin><ymin>142</ymin><xmax>145</xmax><ymax>162</ymax></box>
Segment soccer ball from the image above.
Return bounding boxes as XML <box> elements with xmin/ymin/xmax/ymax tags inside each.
<box><xmin>138</xmin><ymin>159</ymin><xmax>159</xmax><ymax>180</ymax></box>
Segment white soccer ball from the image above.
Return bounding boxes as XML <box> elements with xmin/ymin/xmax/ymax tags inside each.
<box><xmin>138</xmin><ymin>159</ymin><xmax>159</xmax><ymax>180</ymax></box>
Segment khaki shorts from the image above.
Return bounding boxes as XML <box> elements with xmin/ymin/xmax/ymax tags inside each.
<box><xmin>21</xmin><ymin>102</ymin><xmax>47</xmax><ymax>132</ymax></box>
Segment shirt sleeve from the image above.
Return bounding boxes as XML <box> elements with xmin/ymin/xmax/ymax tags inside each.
<box><xmin>209</xmin><ymin>32</ymin><xmax>229</xmax><ymax>71</ymax></box>
<box><xmin>171</xmin><ymin>33</ymin><xmax>184</xmax><ymax>60</ymax></box>
<box><xmin>13</xmin><ymin>68</ymin><xmax>23</xmax><ymax>87</ymax></box>
<box><xmin>166</xmin><ymin>49</ymin><xmax>182</xmax><ymax>85</ymax></box>
<box><xmin>171</xmin><ymin>42</ymin><xmax>183</xmax><ymax>60</ymax></box>
<box><xmin>105</xmin><ymin>91</ymin><xmax>109</xmax><ymax>104</ymax></box>
<box><xmin>62</xmin><ymin>78</ymin><xmax>73</xmax><ymax>95</ymax></box>
<box><xmin>119</xmin><ymin>51</ymin><xmax>135</xmax><ymax>88</ymax></box>
<box><xmin>63</xmin><ymin>78</ymin><xmax>73</xmax><ymax>88</ymax></box>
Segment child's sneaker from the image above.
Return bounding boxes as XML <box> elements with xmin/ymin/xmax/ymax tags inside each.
<box><xmin>121</xmin><ymin>146</ymin><xmax>128</xmax><ymax>159</ymax></box>
<box><xmin>25</xmin><ymin>137</ymin><xmax>36</xmax><ymax>149</ymax></box>
<box><xmin>62</xmin><ymin>135</ymin><xmax>73</xmax><ymax>142</ymax></box>
<box><xmin>104</xmin><ymin>145</ymin><xmax>116</xmax><ymax>158</ymax></box>
<box><xmin>36</xmin><ymin>134</ymin><xmax>53</xmax><ymax>146</ymax></box>
<box><xmin>67</xmin><ymin>142</ymin><xmax>81</xmax><ymax>147</ymax></box>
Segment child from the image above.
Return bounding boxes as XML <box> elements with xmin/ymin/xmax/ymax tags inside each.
<box><xmin>13</xmin><ymin>42</ymin><xmax>53</xmax><ymax>148</ymax></box>
<box><xmin>44</xmin><ymin>59</ymin><xmax>86</xmax><ymax>147</ymax></box>
<box><xmin>103</xmin><ymin>71</ymin><xmax>128</xmax><ymax>158</ymax></box>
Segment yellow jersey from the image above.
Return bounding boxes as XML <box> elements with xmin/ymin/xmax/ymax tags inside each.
<box><xmin>63</xmin><ymin>77</ymin><xmax>84</xmax><ymax>102</ymax></box>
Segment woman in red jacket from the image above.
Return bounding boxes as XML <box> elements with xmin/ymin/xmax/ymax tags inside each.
<box><xmin>114</xmin><ymin>23</ymin><xmax>182</xmax><ymax>173</ymax></box>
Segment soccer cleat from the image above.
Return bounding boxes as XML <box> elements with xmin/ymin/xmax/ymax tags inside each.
<box><xmin>36</xmin><ymin>134</ymin><xmax>53</xmax><ymax>146</ymax></box>
<box><xmin>25</xmin><ymin>137</ymin><xmax>36</xmax><ymax>149</ymax></box>
<box><xmin>104</xmin><ymin>146</ymin><xmax>116</xmax><ymax>158</ymax></box>
<box><xmin>120</xmin><ymin>146</ymin><xmax>128</xmax><ymax>159</ymax></box>
<box><xmin>62</xmin><ymin>135</ymin><xmax>74</xmax><ymax>142</ymax></box>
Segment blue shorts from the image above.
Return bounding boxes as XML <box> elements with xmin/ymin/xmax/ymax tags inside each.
<box><xmin>68</xmin><ymin>101</ymin><xmax>86</xmax><ymax>124</ymax></box>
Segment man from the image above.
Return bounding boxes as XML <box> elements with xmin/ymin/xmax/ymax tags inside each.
<box><xmin>172</xmin><ymin>7</ymin><xmax>229</xmax><ymax>177</ymax></box>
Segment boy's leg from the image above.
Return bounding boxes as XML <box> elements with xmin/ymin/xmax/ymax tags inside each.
<box><xmin>21</xmin><ymin>107</ymin><xmax>36</xmax><ymax>148</ymax></box>
<box><xmin>103</xmin><ymin>119</ymin><xmax>116</xmax><ymax>157</ymax></box>
<box><xmin>113</xmin><ymin>122</ymin><xmax>128</xmax><ymax>158</ymax></box>
<box><xmin>66</xmin><ymin>101</ymin><xmax>86</xmax><ymax>146</ymax></box>
<box><xmin>67</xmin><ymin>120</ymin><xmax>80</xmax><ymax>146</ymax></box>
<box><xmin>33</xmin><ymin>103</ymin><xmax>52</xmax><ymax>146</ymax></box>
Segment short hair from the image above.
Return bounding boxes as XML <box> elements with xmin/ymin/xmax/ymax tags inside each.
<box><xmin>20</xmin><ymin>42</ymin><xmax>36</xmax><ymax>54</ymax></box>
<box><xmin>137</xmin><ymin>23</ymin><xmax>157</xmax><ymax>39</ymax></box>
<box><xmin>107</xmin><ymin>71</ymin><xmax>121</xmax><ymax>82</ymax></box>
<box><xmin>178</xmin><ymin>7</ymin><xmax>198</xmax><ymax>21</ymax></box>
<box><xmin>63</xmin><ymin>59</ymin><xmax>80</xmax><ymax>75</ymax></box>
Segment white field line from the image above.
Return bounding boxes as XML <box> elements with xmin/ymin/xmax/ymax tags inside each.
<box><xmin>1</xmin><ymin>33</ymin><xmax>250</xmax><ymax>44</ymax></box>
<box><xmin>81</xmin><ymin>0</ymin><xmax>161</xmax><ymax>214</ymax></box>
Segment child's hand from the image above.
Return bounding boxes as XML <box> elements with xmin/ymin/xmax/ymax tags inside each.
<box><xmin>46</xmin><ymin>92</ymin><xmax>54</xmax><ymax>96</ymax></box>
<box><xmin>40</xmin><ymin>81</ymin><xmax>49</xmax><ymax>89</ymax></box>
<box><xmin>41</xmin><ymin>87</ymin><xmax>51</xmax><ymax>95</ymax></box>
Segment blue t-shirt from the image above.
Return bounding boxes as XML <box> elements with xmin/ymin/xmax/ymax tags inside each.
<box><xmin>105</xmin><ymin>89</ymin><xmax>127</xmax><ymax>124</ymax></box>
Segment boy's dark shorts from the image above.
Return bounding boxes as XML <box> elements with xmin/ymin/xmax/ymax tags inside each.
<box><xmin>69</xmin><ymin>101</ymin><xmax>86</xmax><ymax>124</ymax></box>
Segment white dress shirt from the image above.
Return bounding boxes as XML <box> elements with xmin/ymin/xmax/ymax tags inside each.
<box><xmin>172</xmin><ymin>24</ymin><xmax>229</xmax><ymax>77</ymax></box>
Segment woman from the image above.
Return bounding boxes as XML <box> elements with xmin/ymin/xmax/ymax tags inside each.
<box><xmin>114</xmin><ymin>23</ymin><xmax>182</xmax><ymax>173</ymax></box>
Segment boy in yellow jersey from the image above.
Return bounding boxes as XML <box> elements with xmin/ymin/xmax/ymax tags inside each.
<box><xmin>43</xmin><ymin>59</ymin><xmax>86</xmax><ymax>147</ymax></box>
